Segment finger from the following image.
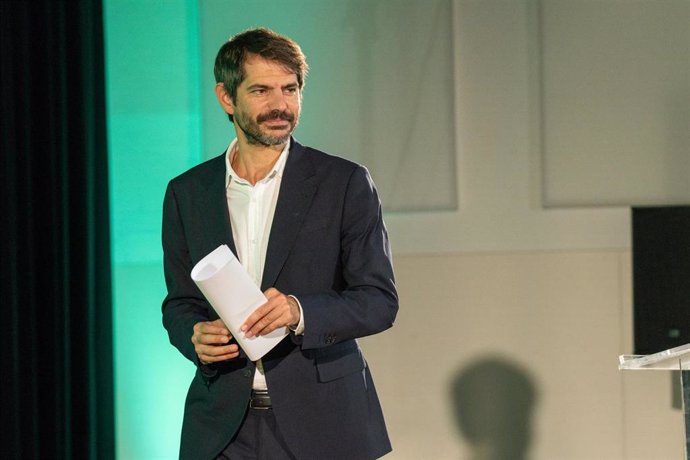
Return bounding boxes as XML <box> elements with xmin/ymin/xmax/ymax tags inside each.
<box><xmin>209</xmin><ymin>318</ymin><xmax>230</xmax><ymax>331</ymax></box>
<box><xmin>264</xmin><ymin>287</ymin><xmax>280</xmax><ymax>298</ymax></box>
<box><xmin>203</xmin><ymin>343</ymin><xmax>239</xmax><ymax>355</ymax></box>
<box><xmin>245</xmin><ymin>317</ymin><xmax>272</xmax><ymax>338</ymax></box>
<box><xmin>246</xmin><ymin>304</ymin><xmax>289</xmax><ymax>338</ymax></box>
<box><xmin>193</xmin><ymin>326</ymin><xmax>230</xmax><ymax>346</ymax></box>
<box><xmin>195</xmin><ymin>332</ymin><xmax>232</xmax><ymax>345</ymax></box>
<box><xmin>197</xmin><ymin>343</ymin><xmax>239</xmax><ymax>359</ymax></box>
<box><xmin>241</xmin><ymin>302</ymin><xmax>273</xmax><ymax>335</ymax></box>
<box><xmin>199</xmin><ymin>349</ymin><xmax>240</xmax><ymax>363</ymax></box>
<box><xmin>194</xmin><ymin>319</ymin><xmax>229</xmax><ymax>334</ymax></box>
<box><xmin>242</xmin><ymin>301</ymin><xmax>277</xmax><ymax>337</ymax></box>
<box><xmin>196</xmin><ymin>320</ymin><xmax>230</xmax><ymax>336</ymax></box>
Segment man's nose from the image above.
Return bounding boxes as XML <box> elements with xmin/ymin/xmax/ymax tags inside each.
<box><xmin>267</xmin><ymin>91</ymin><xmax>288</xmax><ymax>110</ymax></box>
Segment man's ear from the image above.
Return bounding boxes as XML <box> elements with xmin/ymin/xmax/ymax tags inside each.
<box><xmin>215</xmin><ymin>83</ymin><xmax>235</xmax><ymax>116</ymax></box>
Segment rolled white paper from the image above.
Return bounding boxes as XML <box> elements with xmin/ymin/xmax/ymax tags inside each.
<box><xmin>191</xmin><ymin>244</ymin><xmax>287</xmax><ymax>361</ymax></box>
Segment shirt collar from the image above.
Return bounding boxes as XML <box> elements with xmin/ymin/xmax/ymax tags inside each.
<box><xmin>225</xmin><ymin>138</ymin><xmax>291</xmax><ymax>187</ymax></box>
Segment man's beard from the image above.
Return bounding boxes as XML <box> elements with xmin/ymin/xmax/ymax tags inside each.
<box><xmin>234</xmin><ymin>108</ymin><xmax>297</xmax><ymax>146</ymax></box>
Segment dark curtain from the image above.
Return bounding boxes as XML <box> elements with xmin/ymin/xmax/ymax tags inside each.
<box><xmin>0</xmin><ymin>1</ymin><xmax>114</xmax><ymax>459</ymax></box>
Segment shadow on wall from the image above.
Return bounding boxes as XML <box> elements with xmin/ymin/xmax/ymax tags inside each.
<box><xmin>450</xmin><ymin>356</ymin><xmax>539</xmax><ymax>460</ymax></box>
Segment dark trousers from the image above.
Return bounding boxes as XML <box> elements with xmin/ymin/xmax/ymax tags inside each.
<box><xmin>217</xmin><ymin>408</ymin><xmax>296</xmax><ymax>460</ymax></box>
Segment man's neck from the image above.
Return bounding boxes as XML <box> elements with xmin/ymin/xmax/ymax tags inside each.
<box><xmin>232</xmin><ymin>139</ymin><xmax>287</xmax><ymax>185</ymax></box>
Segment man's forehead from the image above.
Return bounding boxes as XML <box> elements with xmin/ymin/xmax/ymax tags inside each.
<box><xmin>241</xmin><ymin>54</ymin><xmax>298</xmax><ymax>85</ymax></box>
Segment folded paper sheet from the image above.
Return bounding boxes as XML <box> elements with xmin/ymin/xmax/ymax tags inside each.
<box><xmin>191</xmin><ymin>244</ymin><xmax>287</xmax><ymax>361</ymax></box>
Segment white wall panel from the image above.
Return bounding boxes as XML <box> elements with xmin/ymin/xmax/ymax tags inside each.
<box><xmin>539</xmin><ymin>0</ymin><xmax>690</xmax><ymax>207</ymax></box>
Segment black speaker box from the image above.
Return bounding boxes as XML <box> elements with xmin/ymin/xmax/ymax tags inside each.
<box><xmin>633</xmin><ymin>206</ymin><xmax>690</xmax><ymax>355</ymax></box>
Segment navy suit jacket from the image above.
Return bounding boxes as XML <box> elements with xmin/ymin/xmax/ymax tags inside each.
<box><xmin>162</xmin><ymin>139</ymin><xmax>398</xmax><ymax>459</ymax></box>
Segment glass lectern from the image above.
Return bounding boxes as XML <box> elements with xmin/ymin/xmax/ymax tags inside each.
<box><xmin>620</xmin><ymin>343</ymin><xmax>690</xmax><ymax>459</ymax></box>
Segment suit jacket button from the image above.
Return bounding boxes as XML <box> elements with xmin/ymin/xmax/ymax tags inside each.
<box><xmin>243</xmin><ymin>369</ymin><xmax>252</xmax><ymax>378</ymax></box>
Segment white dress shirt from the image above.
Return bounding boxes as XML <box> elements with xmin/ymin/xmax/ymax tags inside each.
<box><xmin>224</xmin><ymin>139</ymin><xmax>303</xmax><ymax>391</ymax></box>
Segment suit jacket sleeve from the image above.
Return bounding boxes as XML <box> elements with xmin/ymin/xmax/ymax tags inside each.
<box><xmin>296</xmin><ymin>165</ymin><xmax>398</xmax><ymax>350</ymax></box>
<box><xmin>161</xmin><ymin>181</ymin><xmax>210</xmax><ymax>365</ymax></box>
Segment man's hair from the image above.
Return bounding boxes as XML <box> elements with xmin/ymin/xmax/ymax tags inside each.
<box><xmin>214</xmin><ymin>28</ymin><xmax>308</xmax><ymax>122</ymax></box>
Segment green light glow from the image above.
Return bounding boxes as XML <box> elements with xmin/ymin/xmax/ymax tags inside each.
<box><xmin>105</xmin><ymin>1</ymin><xmax>202</xmax><ymax>458</ymax></box>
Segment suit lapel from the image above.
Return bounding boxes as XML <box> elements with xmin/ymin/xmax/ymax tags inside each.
<box><xmin>200</xmin><ymin>153</ymin><xmax>238</xmax><ymax>259</ymax></box>
<box><xmin>261</xmin><ymin>141</ymin><xmax>317</xmax><ymax>290</ymax></box>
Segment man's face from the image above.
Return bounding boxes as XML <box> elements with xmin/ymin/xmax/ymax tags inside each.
<box><xmin>228</xmin><ymin>54</ymin><xmax>301</xmax><ymax>146</ymax></box>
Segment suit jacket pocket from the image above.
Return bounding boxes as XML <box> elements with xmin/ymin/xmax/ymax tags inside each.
<box><xmin>314</xmin><ymin>341</ymin><xmax>365</xmax><ymax>383</ymax></box>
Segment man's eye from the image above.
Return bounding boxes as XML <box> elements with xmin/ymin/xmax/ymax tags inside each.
<box><xmin>252</xmin><ymin>89</ymin><xmax>266</xmax><ymax>95</ymax></box>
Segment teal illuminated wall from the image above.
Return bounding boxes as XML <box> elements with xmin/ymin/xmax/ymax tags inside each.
<box><xmin>105</xmin><ymin>1</ymin><xmax>202</xmax><ymax>458</ymax></box>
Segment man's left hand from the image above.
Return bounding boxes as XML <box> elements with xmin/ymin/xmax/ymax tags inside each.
<box><xmin>241</xmin><ymin>288</ymin><xmax>300</xmax><ymax>338</ymax></box>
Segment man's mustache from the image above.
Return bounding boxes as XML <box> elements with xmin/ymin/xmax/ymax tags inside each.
<box><xmin>257</xmin><ymin>110</ymin><xmax>294</xmax><ymax>123</ymax></box>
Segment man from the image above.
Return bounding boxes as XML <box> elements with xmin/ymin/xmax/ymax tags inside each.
<box><xmin>162</xmin><ymin>28</ymin><xmax>398</xmax><ymax>459</ymax></box>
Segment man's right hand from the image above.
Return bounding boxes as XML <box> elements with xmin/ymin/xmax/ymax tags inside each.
<box><xmin>192</xmin><ymin>319</ymin><xmax>239</xmax><ymax>364</ymax></box>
